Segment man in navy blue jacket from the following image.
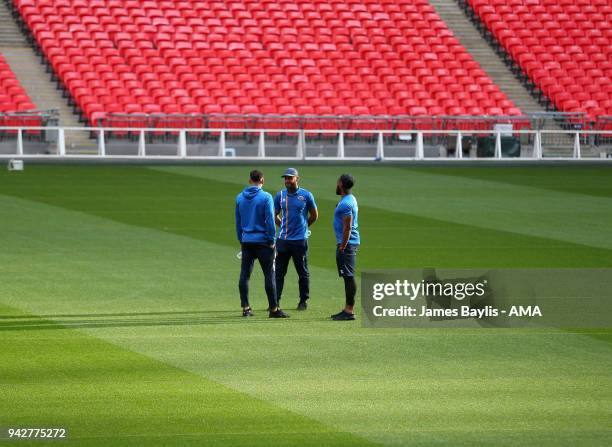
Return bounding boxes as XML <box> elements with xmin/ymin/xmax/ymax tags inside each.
<box><xmin>235</xmin><ymin>170</ymin><xmax>289</xmax><ymax>318</ymax></box>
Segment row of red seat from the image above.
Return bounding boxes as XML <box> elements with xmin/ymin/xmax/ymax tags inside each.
<box><xmin>99</xmin><ymin>112</ymin><xmax>533</xmax><ymax>132</ymax></box>
<box><xmin>469</xmin><ymin>0</ymin><xmax>611</xmax><ymax>118</ymax></box>
<box><xmin>17</xmin><ymin>0</ymin><xmax>440</xmax><ymax>13</ymax></box>
<box><xmin>15</xmin><ymin>0</ymin><xmax>520</xmax><ymax>124</ymax></box>
<box><xmin>0</xmin><ymin>53</ymin><xmax>36</xmax><ymax>113</ymax></box>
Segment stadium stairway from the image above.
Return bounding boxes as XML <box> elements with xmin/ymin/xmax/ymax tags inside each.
<box><xmin>431</xmin><ymin>0</ymin><xmax>569</xmax><ymax>141</ymax></box>
<box><xmin>0</xmin><ymin>0</ymin><xmax>94</xmax><ymax>150</ymax></box>
<box><xmin>428</xmin><ymin>0</ymin><xmax>546</xmax><ymax>116</ymax></box>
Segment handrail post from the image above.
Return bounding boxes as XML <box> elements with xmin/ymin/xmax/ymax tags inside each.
<box><xmin>57</xmin><ymin>128</ymin><xmax>65</xmax><ymax>156</ymax></box>
<box><xmin>296</xmin><ymin>130</ymin><xmax>305</xmax><ymax>159</ymax></box>
<box><xmin>257</xmin><ymin>130</ymin><xmax>265</xmax><ymax>158</ymax></box>
<box><xmin>138</xmin><ymin>129</ymin><xmax>146</xmax><ymax>156</ymax></box>
<box><xmin>415</xmin><ymin>132</ymin><xmax>424</xmax><ymax>159</ymax></box>
<box><xmin>98</xmin><ymin>129</ymin><xmax>105</xmax><ymax>156</ymax></box>
<box><xmin>494</xmin><ymin>131</ymin><xmax>502</xmax><ymax>159</ymax></box>
<box><xmin>17</xmin><ymin>128</ymin><xmax>23</xmax><ymax>155</ymax></box>
<box><xmin>533</xmin><ymin>131</ymin><xmax>542</xmax><ymax>159</ymax></box>
<box><xmin>455</xmin><ymin>131</ymin><xmax>463</xmax><ymax>159</ymax></box>
<box><xmin>376</xmin><ymin>132</ymin><xmax>384</xmax><ymax>160</ymax></box>
<box><xmin>218</xmin><ymin>130</ymin><xmax>226</xmax><ymax>157</ymax></box>
<box><xmin>178</xmin><ymin>130</ymin><xmax>187</xmax><ymax>158</ymax></box>
<box><xmin>573</xmin><ymin>132</ymin><xmax>581</xmax><ymax>159</ymax></box>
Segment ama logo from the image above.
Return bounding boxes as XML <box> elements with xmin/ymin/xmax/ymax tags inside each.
<box><xmin>508</xmin><ymin>306</ymin><xmax>542</xmax><ymax>317</ymax></box>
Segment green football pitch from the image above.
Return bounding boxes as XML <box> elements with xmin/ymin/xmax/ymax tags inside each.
<box><xmin>1</xmin><ymin>164</ymin><xmax>611</xmax><ymax>446</ymax></box>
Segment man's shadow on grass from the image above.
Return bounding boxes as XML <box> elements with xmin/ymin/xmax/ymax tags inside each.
<box><xmin>0</xmin><ymin>309</ymin><xmax>328</xmax><ymax>331</ymax></box>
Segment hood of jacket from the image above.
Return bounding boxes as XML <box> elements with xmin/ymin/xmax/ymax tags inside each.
<box><xmin>241</xmin><ymin>185</ymin><xmax>262</xmax><ymax>200</ymax></box>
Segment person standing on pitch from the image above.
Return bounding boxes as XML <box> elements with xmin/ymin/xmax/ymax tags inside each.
<box><xmin>274</xmin><ymin>168</ymin><xmax>318</xmax><ymax>310</ymax></box>
<box><xmin>235</xmin><ymin>169</ymin><xmax>289</xmax><ymax>318</ymax></box>
<box><xmin>331</xmin><ymin>174</ymin><xmax>360</xmax><ymax>321</ymax></box>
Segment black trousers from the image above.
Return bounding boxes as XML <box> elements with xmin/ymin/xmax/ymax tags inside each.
<box><xmin>274</xmin><ymin>239</ymin><xmax>310</xmax><ymax>303</ymax></box>
<box><xmin>239</xmin><ymin>243</ymin><xmax>277</xmax><ymax>309</ymax></box>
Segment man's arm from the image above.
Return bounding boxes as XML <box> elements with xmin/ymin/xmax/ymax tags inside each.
<box><xmin>265</xmin><ymin>195</ymin><xmax>276</xmax><ymax>245</ymax></box>
<box><xmin>274</xmin><ymin>192</ymin><xmax>281</xmax><ymax>226</ymax></box>
<box><xmin>307</xmin><ymin>207</ymin><xmax>318</xmax><ymax>227</ymax></box>
<box><xmin>307</xmin><ymin>192</ymin><xmax>318</xmax><ymax>227</ymax></box>
<box><xmin>275</xmin><ymin>209</ymin><xmax>282</xmax><ymax>226</ymax></box>
<box><xmin>339</xmin><ymin>214</ymin><xmax>353</xmax><ymax>251</ymax></box>
<box><xmin>235</xmin><ymin>202</ymin><xmax>242</xmax><ymax>243</ymax></box>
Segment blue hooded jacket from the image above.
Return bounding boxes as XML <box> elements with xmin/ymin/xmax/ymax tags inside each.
<box><xmin>235</xmin><ymin>186</ymin><xmax>276</xmax><ymax>244</ymax></box>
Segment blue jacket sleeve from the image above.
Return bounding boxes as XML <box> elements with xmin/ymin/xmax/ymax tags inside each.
<box><xmin>235</xmin><ymin>200</ymin><xmax>242</xmax><ymax>243</ymax></box>
<box><xmin>265</xmin><ymin>194</ymin><xmax>276</xmax><ymax>243</ymax></box>
<box><xmin>274</xmin><ymin>191</ymin><xmax>281</xmax><ymax>212</ymax></box>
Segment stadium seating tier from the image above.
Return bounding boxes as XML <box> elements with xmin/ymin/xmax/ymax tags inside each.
<box><xmin>468</xmin><ymin>0</ymin><xmax>611</xmax><ymax>119</ymax></box>
<box><xmin>14</xmin><ymin>0</ymin><xmax>522</xmax><ymax>125</ymax></box>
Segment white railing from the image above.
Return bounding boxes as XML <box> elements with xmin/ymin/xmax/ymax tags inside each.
<box><xmin>1</xmin><ymin>126</ymin><xmax>612</xmax><ymax>161</ymax></box>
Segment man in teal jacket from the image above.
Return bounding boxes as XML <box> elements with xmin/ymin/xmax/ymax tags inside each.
<box><xmin>235</xmin><ymin>170</ymin><xmax>289</xmax><ymax>318</ymax></box>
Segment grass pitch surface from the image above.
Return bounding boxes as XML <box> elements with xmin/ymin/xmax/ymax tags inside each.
<box><xmin>1</xmin><ymin>165</ymin><xmax>611</xmax><ymax>446</ymax></box>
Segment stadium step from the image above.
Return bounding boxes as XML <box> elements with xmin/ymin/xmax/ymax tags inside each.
<box><xmin>0</xmin><ymin>2</ymin><xmax>26</xmax><ymax>47</ymax></box>
<box><xmin>0</xmin><ymin>1</ymin><xmax>94</xmax><ymax>150</ymax></box>
<box><xmin>428</xmin><ymin>0</ymin><xmax>547</xmax><ymax>116</ymax></box>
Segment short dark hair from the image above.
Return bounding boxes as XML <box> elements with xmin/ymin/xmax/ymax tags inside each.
<box><xmin>250</xmin><ymin>169</ymin><xmax>264</xmax><ymax>182</ymax></box>
<box><xmin>339</xmin><ymin>173</ymin><xmax>355</xmax><ymax>191</ymax></box>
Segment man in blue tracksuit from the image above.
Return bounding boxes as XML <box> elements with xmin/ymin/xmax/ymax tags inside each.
<box><xmin>274</xmin><ymin>168</ymin><xmax>318</xmax><ymax>310</ymax></box>
<box><xmin>235</xmin><ymin>170</ymin><xmax>289</xmax><ymax>318</ymax></box>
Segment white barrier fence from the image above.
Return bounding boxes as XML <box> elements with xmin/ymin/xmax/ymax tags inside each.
<box><xmin>1</xmin><ymin>126</ymin><xmax>612</xmax><ymax>160</ymax></box>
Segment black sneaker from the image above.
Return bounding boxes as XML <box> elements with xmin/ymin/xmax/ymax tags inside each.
<box><xmin>331</xmin><ymin>310</ymin><xmax>345</xmax><ymax>318</ymax></box>
<box><xmin>297</xmin><ymin>301</ymin><xmax>308</xmax><ymax>311</ymax></box>
<box><xmin>269</xmin><ymin>308</ymin><xmax>290</xmax><ymax>318</ymax></box>
<box><xmin>242</xmin><ymin>308</ymin><xmax>254</xmax><ymax>317</ymax></box>
<box><xmin>332</xmin><ymin>310</ymin><xmax>355</xmax><ymax>321</ymax></box>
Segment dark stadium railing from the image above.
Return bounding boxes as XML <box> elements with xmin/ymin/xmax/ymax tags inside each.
<box><xmin>0</xmin><ymin>109</ymin><xmax>59</xmax><ymax>139</ymax></box>
<box><xmin>99</xmin><ymin>112</ymin><xmax>529</xmax><ymax>134</ymax></box>
<box><xmin>96</xmin><ymin>111</ymin><xmax>606</xmax><ymax>143</ymax></box>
